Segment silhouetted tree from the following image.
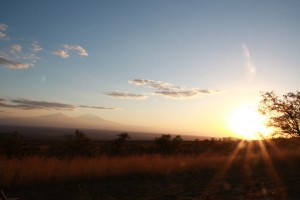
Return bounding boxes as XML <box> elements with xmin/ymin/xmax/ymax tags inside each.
<box><xmin>172</xmin><ymin>135</ymin><xmax>183</xmax><ymax>153</ymax></box>
<box><xmin>72</xmin><ymin>130</ymin><xmax>98</xmax><ymax>156</ymax></box>
<box><xmin>154</xmin><ymin>134</ymin><xmax>183</xmax><ymax>154</ymax></box>
<box><xmin>110</xmin><ymin>132</ymin><xmax>131</xmax><ymax>155</ymax></box>
<box><xmin>154</xmin><ymin>134</ymin><xmax>172</xmax><ymax>154</ymax></box>
<box><xmin>0</xmin><ymin>132</ymin><xmax>26</xmax><ymax>158</ymax></box>
<box><xmin>189</xmin><ymin>139</ymin><xmax>203</xmax><ymax>154</ymax></box>
<box><xmin>48</xmin><ymin>130</ymin><xmax>98</xmax><ymax>157</ymax></box>
<box><xmin>258</xmin><ymin>91</ymin><xmax>300</xmax><ymax>138</ymax></box>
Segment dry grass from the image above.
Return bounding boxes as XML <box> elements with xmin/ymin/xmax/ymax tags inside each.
<box><xmin>0</xmin><ymin>154</ymin><xmax>226</xmax><ymax>188</ymax></box>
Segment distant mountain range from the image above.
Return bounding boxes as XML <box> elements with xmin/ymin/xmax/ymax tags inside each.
<box><xmin>0</xmin><ymin>113</ymin><xmax>210</xmax><ymax>141</ymax></box>
<box><xmin>0</xmin><ymin>113</ymin><xmax>135</xmax><ymax>131</ymax></box>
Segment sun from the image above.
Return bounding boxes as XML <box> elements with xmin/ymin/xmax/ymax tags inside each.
<box><xmin>229</xmin><ymin>103</ymin><xmax>272</xmax><ymax>140</ymax></box>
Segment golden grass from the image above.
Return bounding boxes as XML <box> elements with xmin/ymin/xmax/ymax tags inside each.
<box><xmin>2</xmin><ymin>148</ymin><xmax>298</xmax><ymax>188</ymax></box>
<box><xmin>0</xmin><ymin>154</ymin><xmax>226</xmax><ymax>187</ymax></box>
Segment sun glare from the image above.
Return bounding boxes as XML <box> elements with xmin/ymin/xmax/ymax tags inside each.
<box><xmin>229</xmin><ymin>103</ymin><xmax>272</xmax><ymax>140</ymax></box>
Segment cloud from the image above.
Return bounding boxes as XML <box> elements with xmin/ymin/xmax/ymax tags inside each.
<box><xmin>0</xmin><ymin>98</ymin><xmax>117</xmax><ymax>111</ymax></box>
<box><xmin>10</xmin><ymin>99</ymin><xmax>76</xmax><ymax>110</ymax></box>
<box><xmin>0</xmin><ymin>24</ymin><xmax>42</xmax><ymax>69</ymax></box>
<box><xmin>104</xmin><ymin>91</ymin><xmax>148</xmax><ymax>100</ymax></box>
<box><xmin>129</xmin><ymin>79</ymin><xmax>173</xmax><ymax>90</ymax></box>
<box><xmin>154</xmin><ymin>88</ymin><xmax>225</xmax><ymax>99</ymax></box>
<box><xmin>107</xmin><ymin>79</ymin><xmax>226</xmax><ymax>100</ymax></box>
<box><xmin>52</xmin><ymin>49</ymin><xmax>69</xmax><ymax>58</ymax></box>
<box><xmin>63</xmin><ymin>45</ymin><xmax>88</xmax><ymax>56</ymax></box>
<box><xmin>18</xmin><ymin>53</ymin><xmax>40</xmax><ymax>63</ymax></box>
<box><xmin>154</xmin><ymin>90</ymin><xmax>200</xmax><ymax>99</ymax></box>
<box><xmin>10</xmin><ymin>44</ymin><xmax>22</xmax><ymax>53</ymax></box>
<box><xmin>0</xmin><ymin>56</ymin><xmax>33</xmax><ymax>69</ymax></box>
<box><xmin>4</xmin><ymin>43</ymin><xmax>40</xmax><ymax>65</ymax></box>
<box><xmin>31</xmin><ymin>41</ymin><xmax>43</xmax><ymax>53</ymax></box>
<box><xmin>197</xmin><ymin>89</ymin><xmax>225</xmax><ymax>94</ymax></box>
<box><xmin>242</xmin><ymin>44</ymin><xmax>256</xmax><ymax>77</ymax></box>
<box><xmin>53</xmin><ymin>44</ymin><xmax>88</xmax><ymax>58</ymax></box>
<box><xmin>0</xmin><ymin>23</ymin><xmax>8</xmax><ymax>40</ymax></box>
<box><xmin>79</xmin><ymin>105</ymin><xmax>117</xmax><ymax>110</ymax></box>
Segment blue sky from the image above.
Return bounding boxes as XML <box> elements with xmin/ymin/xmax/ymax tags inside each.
<box><xmin>1</xmin><ymin>0</ymin><xmax>300</xmax><ymax>138</ymax></box>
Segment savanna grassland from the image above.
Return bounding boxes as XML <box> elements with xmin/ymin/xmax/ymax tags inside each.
<box><xmin>0</xmin><ymin>131</ymin><xmax>300</xmax><ymax>200</ymax></box>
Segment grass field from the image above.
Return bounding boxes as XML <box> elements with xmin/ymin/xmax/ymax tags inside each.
<box><xmin>0</xmin><ymin>154</ymin><xmax>225</xmax><ymax>188</ymax></box>
<box><xmin>0</xmin><ymin>140</ymin><xmax>300</xmax><ymax>199</ymax></box>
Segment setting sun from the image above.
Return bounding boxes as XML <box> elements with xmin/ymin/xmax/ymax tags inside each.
<box><xmin>229</xmin><ymin>103</ymin><xmax>272</xmax><ymax>140</ymax></box>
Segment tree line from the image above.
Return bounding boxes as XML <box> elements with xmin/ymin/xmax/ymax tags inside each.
<box><xmin>0</xmin><ymin>130</ymin><xmax>242</xmax><ymax>158</ymax></box>
<box><xmin>1</xmin><ymin>130</ymin><xmax>299</xmax><ymax>158</ymax></box>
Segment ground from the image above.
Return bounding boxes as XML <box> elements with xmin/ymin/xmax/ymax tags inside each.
<box><xmin>3</xmin><ymin>141</ymin><xmax>300</xmax><ymax>200</ymax></box>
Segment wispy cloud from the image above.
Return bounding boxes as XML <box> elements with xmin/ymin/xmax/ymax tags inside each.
<box><xmin>132</xmin><ymin>79</ymin><xmax>225</xmax><ymax>99</ymax></box>
<box><xmin>129</xmin><ymin>79</ymin><xmax>173</xmax><ymax>90</ymax></box>
<box><xmin>53</xmin><ymin>44</ymin><xmax>88</xmax><ymax>58</ymax></box>
<box><xmin>0</xmin><ymin>56</ymin><xmax>33</xmax><ymax>69</ymax></box>
<box><xmin>31</xmin><ymin>41</ymin><xmax>43</xmax><ymax>53</ymax></box>
<box><xmin>0</xmin><ymin>98</ymin><xmax>117</xmax><ymax>111</ymax></box>
<box><xmin>154</xmin><ymin>90</ymin><xmax>199</xmax><ymax>99</ymax></box>
<box><xmin>104</xmin><ymin>91</ymin><xmax>148</xmax><ymax>100</ymax></box>
<box><xmin>10</xmin><ymin>99</ymin><xmax>76</xmax><ymax>110</ymax></box>
<box><xmin>79</xmin><ymin>105</ymin><xmax>117</xmax><ymax>110</ymax></box>
<box><xmin>0</xmin><ymin>23</ymin><xmax>8</xmax><ymax>40</ymax></box>
<box><xmin>242</xmin><ymin>44</ymin><xmax>256</xmax><ymax>77</ymax></box>
<box><xmin>63</xmin><ymin>45</ymin><xmax>88</xmax><ymax>56</ymax></box>
<box><xmin>52</xmin><ymin>49</ymin><xmax>69</xmax><ymax>58</ymax></box>
<box><xmin>0</xmin><ymin>23</ymin><xmax>43</xmax><ymax>69</ymax></box>
<box><xmin>10</xmin><ymin>44</ymin><xmax>22</xmax><ymax>53</ymax></box>
<box><xmin>106</xmin><ymin>79</ymin><xmax>225</xmax><ymax>100</ymax></box>
<box><xmin>154</xmin><ymin>88</ymin><xmax>224</xmax><ymax>99</ymax></box>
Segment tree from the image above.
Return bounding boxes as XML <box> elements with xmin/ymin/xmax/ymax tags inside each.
<box><xmin>172</xmin><ymin>135</ymin><xmax>183</xmax><ymax>153</ymax></box>
<box><xmin>154</xmin><ymin>134</ymin><xmax>172</xmax><ymax>154</ymax></box>
<box><xmin>258</xmin><ymin>91</ymin><xmax>300</xmax><ymax>138</ymax></box>
<box><xmin>48</xmin><ymin>130</ymin><xmax>98</xmax><ymax>157</ymax></box>
<box><xmin>110</xmin><ymin>132</ymin><xmax>131</xmax><ymax>155</ymax></box>
<box><xmin>71</xmin><ymin>130</ymin><xmax>98</xmax><ymax>156</ymax></box>
<box><xmin>0</xmin><ymin>132</ymin><xmax>26</xmax><ymax>158</ymax></box>
<box><xmin>154</xmin><ymin>134</ymin><xmax>183</xmax><ymax>154</ymax></box>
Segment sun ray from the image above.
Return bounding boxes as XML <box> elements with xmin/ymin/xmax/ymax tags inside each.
<box><xmin>258</xmin><ymin>140</ymin><xmax>288</xmax><ymax>199</ymax></box>
<box><xmin>200</xmin><ymin>140</ymin><xmax>245</xmax><ymax>199</ymax></box>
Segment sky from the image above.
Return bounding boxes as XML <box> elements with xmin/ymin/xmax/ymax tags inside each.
<box><xmin>0</xmin><ymin>0</ymin><xmax>299</xmax><ymax>138</ymax></box>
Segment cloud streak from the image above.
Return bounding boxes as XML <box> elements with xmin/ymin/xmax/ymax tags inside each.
<box><xmin>79</xmin><ymin>105</ymin><xmax>116</xmax><ymax>110</ymax></box>
<box><xmin>0</xmin><ymin>24</ymin><xmax>43</xmax><ymax>69</ymax></box>
<box><xmin>64</xmin><ymin>45</ymin><xmax>88</xmax><ymax>56</ymax></box>
<box><xmin>242</xmin><ymin>44</ymin><xmax>256</xmax><ymax>77</ymax></box>
<box><xmin>31</xmin><ymin>41</ymin><xmax>43</xmax><ymax>53</ymax></box>
<box><xmin>0</xmin><ymin>23</ymin><xmax>8</xmax><ymax>40</ymax></box>
<box><xmin>0</xmin><ymin>56</ymin><xmax>33</xmax><ymax>69</ymax></box>
<box><xmin>106</xmin><ymin>79</ymin><xmax>225</xmax><ymax>100</ymax></box>
<box><xmin>129</xmin><ymin>79</ymin><xmax>173</xmax><ymax>90</ymax></box>
<box><xmin>0</xmin><ymin>98</ymin><xmax>117</xmax><ymax>111</ymax></box>
<box><xmin>154</xmin><ymin>88</ymin><xmax>225</xmax><ymax>99</ymax></box>
<box><xmin>52</xmin><ymin>49</ymin><xmax>69</xmax><ymax>58</ymax></box>
<box><xmin>104</xmin><ymin>91</ymin><xmax>148</xmax><ymax>100</ymax></box>
<box><xmin>10</xmin><ymin>44</ymin><xmax>22</xmax><ymax>53</ymax></box>
<box><xmin>53</xmin><ymin>44</ymin><xmax>88</xmax><ymax>58</ymax></box>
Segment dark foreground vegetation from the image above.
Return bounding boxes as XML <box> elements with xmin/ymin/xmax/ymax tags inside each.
<box><xmin>0</xmin><ymin>130</ymin><xmax>243</xmax><ymax>157</ymax></box>
<box><xmin>0</xmin><ymin>130</ymin><xmax>300</xmax><ymax>199</ymax></box>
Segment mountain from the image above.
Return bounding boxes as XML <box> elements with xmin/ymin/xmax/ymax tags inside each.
<box><xmin>0</xmin><ymin>113</ymin><xmax>131</xmax><ymax>131</ymax></box>
<box><xmin>0</xmin><ymin>113</ymin><xmax>211</xmax><ymax>141</ymax></box>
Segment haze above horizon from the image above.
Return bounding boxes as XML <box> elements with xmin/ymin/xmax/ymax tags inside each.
<box><xmin>1</xmin><ymin>0</ymin><xmax>299</xmax><ymax>138</ymax></box>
